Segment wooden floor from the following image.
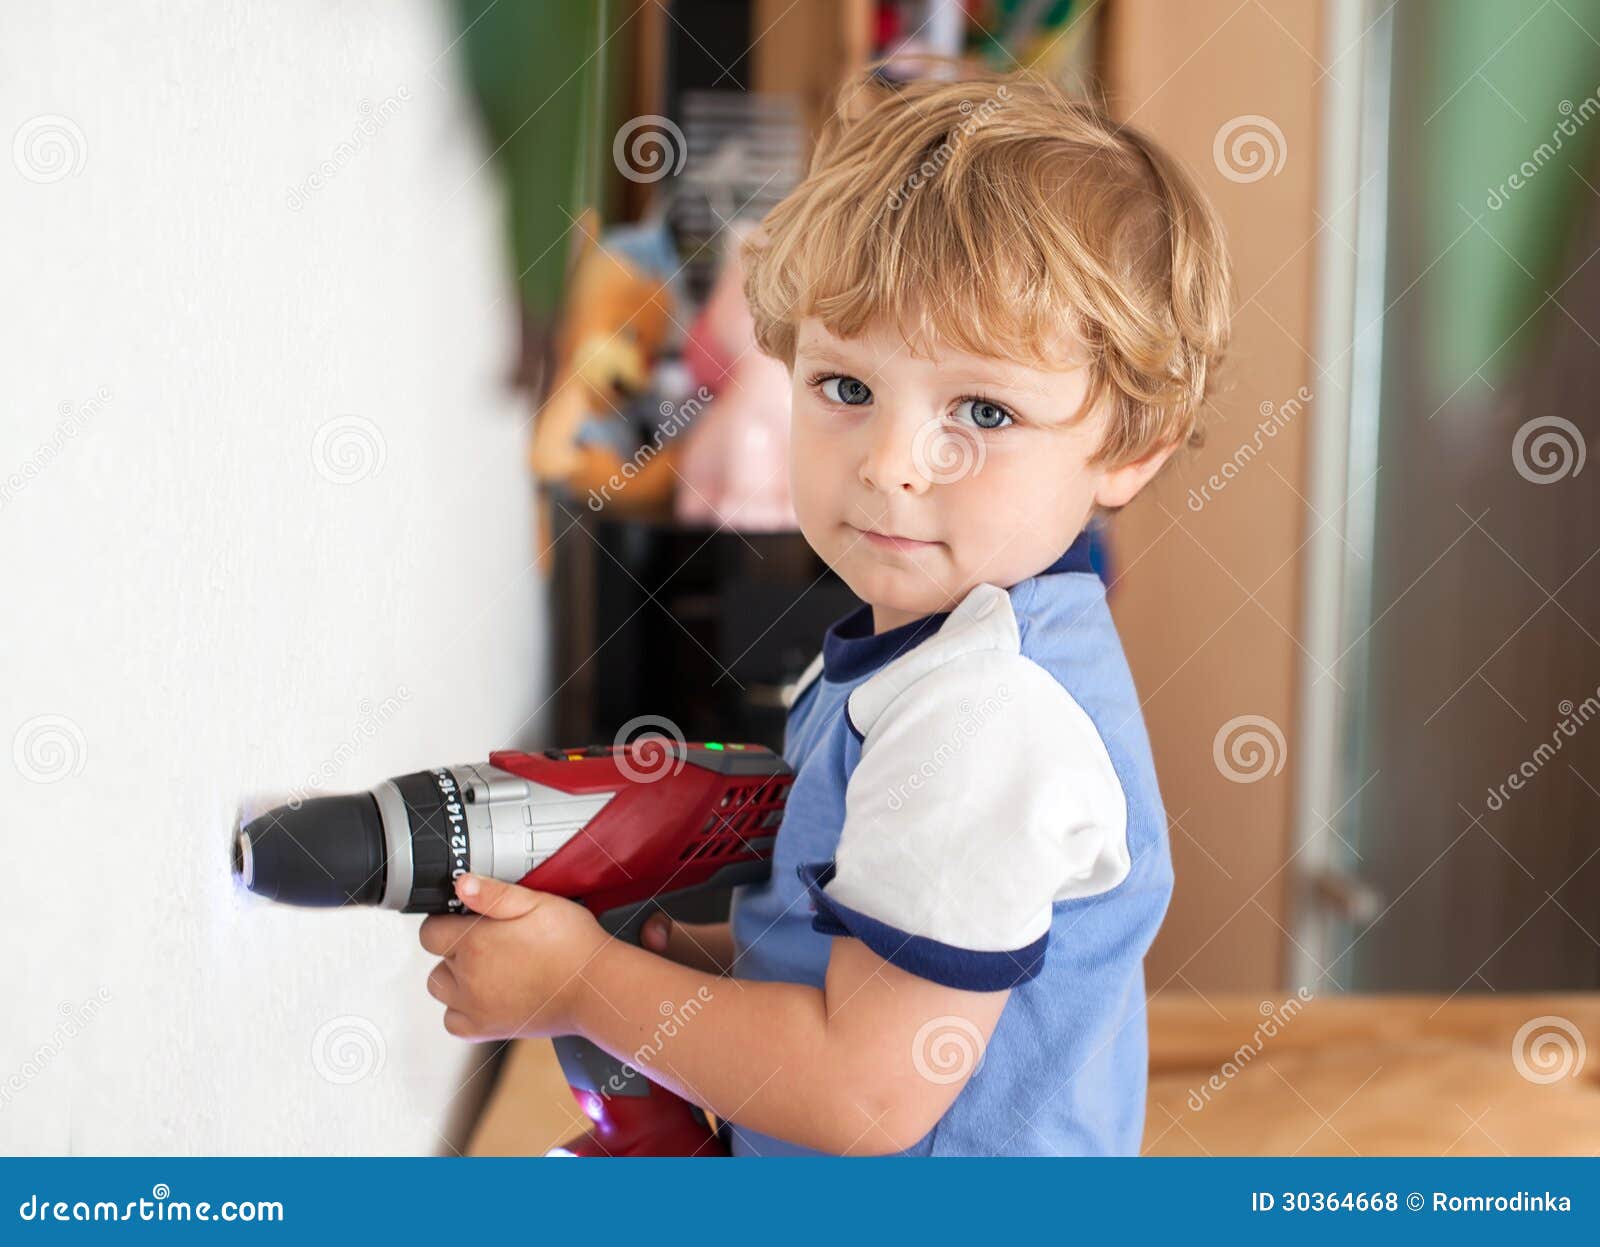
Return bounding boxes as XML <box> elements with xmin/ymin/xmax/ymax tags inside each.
<box><xmin>467</xmin><ymin>993</ymin><xmax>1600</xmax><ymax>1156</ymax></box>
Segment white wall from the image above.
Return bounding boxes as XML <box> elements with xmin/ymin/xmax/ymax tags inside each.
<box><xmin>0</xmin><ymin>1</ymin><xmax>546</xmax><ymax>1153</ymax></box>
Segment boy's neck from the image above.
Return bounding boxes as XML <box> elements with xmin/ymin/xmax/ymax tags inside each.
<box><xmin>871</xmin><ymin>603</ymin><xmax>926</xmax><ymax>634</ymax></box>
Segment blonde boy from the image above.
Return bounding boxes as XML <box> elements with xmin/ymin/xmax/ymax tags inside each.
<box><xmin>422</xmin><ymin>70</ymin><xmax>1233</xmax><ymax>1156</ymax></box>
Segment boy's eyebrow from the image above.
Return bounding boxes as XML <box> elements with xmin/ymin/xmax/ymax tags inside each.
<box><xmin>955</xmin><ymin>369</ymin><xmax>1045</xmax><ymax>394</ymax></box>
<box><xmin>793</xmin><ymin>343</ymin><xmax>866</xmax><ymax>371</ymax></box>
<box><xmin>939</xmin><ymin>363</ymin><xmax>1058</xmax><ymax>401</ymax></box>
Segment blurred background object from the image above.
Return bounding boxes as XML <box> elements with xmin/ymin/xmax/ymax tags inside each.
<box><xmin>1295</xmin><ymin>0</ymin><xmax>1600</xmax><ymax>995</ymax></box>
<box><xmin>452</xmin><ymin>0</ymin><xmax>613</xmax><ymax>396</ymax></box>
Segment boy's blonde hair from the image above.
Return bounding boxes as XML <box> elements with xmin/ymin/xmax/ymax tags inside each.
<box><xmin>743</xmin><ymin>70</ymin><xmax>1234</xmax><ymax>465</ymax></box>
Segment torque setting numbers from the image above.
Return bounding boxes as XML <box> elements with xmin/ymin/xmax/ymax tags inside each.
<box><xmin>432</xmin><ymin>768</ymin><xmax>470</xmax><ymax>912</ymax></box>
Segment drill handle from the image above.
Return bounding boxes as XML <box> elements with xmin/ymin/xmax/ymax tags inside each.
<box><xmin>550</xmin><ymin>862</ymin><xmax>768</xmax><ymax>1157</ymax></box>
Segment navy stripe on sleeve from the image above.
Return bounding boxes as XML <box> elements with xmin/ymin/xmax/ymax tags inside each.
<box><xmin>797</xmin><ymin>861</ymin><xmax>1047</xmax><ymax>991</ymax></box>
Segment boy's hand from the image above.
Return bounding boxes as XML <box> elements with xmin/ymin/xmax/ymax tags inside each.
<box><xmin>417</xmin><ymin>874</ymin><xmax>606</xmax><ymax>1042</ymax></box>
<box><xmin>640</xmin><ymin>913</ymin><xmax>736</xmax><ymax>975</ymax></box>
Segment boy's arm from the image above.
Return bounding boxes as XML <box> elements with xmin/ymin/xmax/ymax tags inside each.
<box><xmin>420</xmin><ymin>875</ymin><xmax>1005</xmax><ymax>1156</ymax></box>
<box><xmin>573</xmin><ymin>929</ymin><xmax>1007</xmax><ymax>1155</ymax></box>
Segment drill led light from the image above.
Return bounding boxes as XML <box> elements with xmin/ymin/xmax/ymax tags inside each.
<box><xmin>705</xmin><ymin>741</ymin><xmax>724</xmax><ymax>750</ymax></box>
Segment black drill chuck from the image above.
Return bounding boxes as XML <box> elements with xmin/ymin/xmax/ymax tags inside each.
<box><xmin>235</xmin><ymin>794</ymin><xmax>388</xmax><ymax>907</ymax></box>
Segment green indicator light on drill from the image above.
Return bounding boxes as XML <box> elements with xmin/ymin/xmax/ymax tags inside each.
<box><xmin>705</xmin><ymin>741</ymin><xmax>724</xmax><ymax>750</ymax></box>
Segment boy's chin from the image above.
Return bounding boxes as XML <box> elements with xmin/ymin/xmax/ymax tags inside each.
<box><xmin>837</xmin><ymin>561</ymin><xmax>953</xmax><ymax>624</ymax></box>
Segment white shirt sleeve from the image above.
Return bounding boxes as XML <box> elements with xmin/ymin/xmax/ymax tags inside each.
<box><xmin>799</xmin><ymin>641</ymin><xmax>1130</xmax><ymax>991</ymax></box>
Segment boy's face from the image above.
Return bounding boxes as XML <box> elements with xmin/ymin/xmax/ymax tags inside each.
<box><xmin>788</xmin><ymin>317</ymin><xmax>1164</xmax><ymax>632</ymax></box>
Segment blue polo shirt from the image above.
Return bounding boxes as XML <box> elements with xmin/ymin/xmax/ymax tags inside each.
<box><xmin>725</xmin><ymin>531</ymin><xmax>1173</xmax><ymax>1156</ymax></box>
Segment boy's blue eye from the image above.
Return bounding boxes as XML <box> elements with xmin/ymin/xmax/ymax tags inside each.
<box><xmin>821</xmin><ymin>375</ymin><xmax>873</xmax><ymax>406</ymax></box>
<box><xmin>955</xmin><ymin>398</ymin><xmax>1014</xmax><ymax>430</ymax></box>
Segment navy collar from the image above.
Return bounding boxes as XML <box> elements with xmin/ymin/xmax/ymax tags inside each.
<box><xmin>822</xmin><ymin>604</ymin><xmax>951</xmax><ymax>683</ymax></box>
<box><xmin>1041</xmin><ymin>528</ymin><xmax>1096</xmax><ymax>576</ymax></box>
<box><xmin>820</xmin><ymin>529</ymin><xmax>1097</xmax><ymax>683</ymax></box>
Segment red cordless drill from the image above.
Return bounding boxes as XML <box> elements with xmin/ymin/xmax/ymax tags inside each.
<box><xmin>234</xmin><ymin>739</ymin><xmax>792</xmax><ymax>1157</ymax></box>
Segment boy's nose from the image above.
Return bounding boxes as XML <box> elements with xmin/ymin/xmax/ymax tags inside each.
<box><xmin>858</xmin><ymin>413</ymin><xmax>933</xmax><ymax>496</ymax></box>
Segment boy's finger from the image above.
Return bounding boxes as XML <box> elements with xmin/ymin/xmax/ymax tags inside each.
<box><xmin>418</xmin><ymin>914</ymin><xmax>473</xmax><ymax>956</ymax></box>
<box><xmin>455</xmin><ymin>872</ymin><xmax>542</xmax><ymax>920</ymax></box>
<box><xmin>640</xmin><ymin>911</ymin><xmax>671</xmax><ymax>951</ymax></box>
<box><xmin>426</xmin><ymin>960</ymin><xmax>456</xmax><ymax>1005</ymax></box>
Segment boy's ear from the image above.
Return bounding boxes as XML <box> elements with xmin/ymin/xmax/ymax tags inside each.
<box><xmin>1092</xmin><ymin>441</ymin><xmax>1179</xmax><ymax>510</ymax></box>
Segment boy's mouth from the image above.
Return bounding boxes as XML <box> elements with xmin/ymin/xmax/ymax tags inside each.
<box><xmin>850</xmin><ymin>524</ymin><xmax>940</xmax><ymax>554</ymax></box>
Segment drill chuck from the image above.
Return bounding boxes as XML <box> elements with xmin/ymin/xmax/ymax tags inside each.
<box><xmin>235</xmin><ymin>792</ymin><xmax>388</xmax><ymax>906</ymax></box>
<box><xmin>234</xmin><ymin>762</ymin><xmax>614</xmax><ymax>913</ymax></box>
